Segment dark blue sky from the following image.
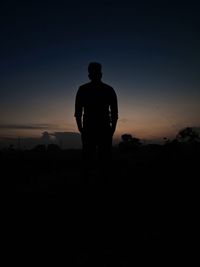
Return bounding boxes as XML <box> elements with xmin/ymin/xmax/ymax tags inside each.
<box><xmin>0</xmin><ymin>0</ymin><xmax>200</xmax><ymax>142</ymax></box>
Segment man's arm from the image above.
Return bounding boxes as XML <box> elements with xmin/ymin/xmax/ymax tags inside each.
<box><xmin>74</xmin><ymin>88</ymin><xmax>83</xmax><ymax>133</ymax></box>
<box><xmin>110</xmin><ymin>89</ymin><xmax>118</xmax><ymax>135</ymax></box>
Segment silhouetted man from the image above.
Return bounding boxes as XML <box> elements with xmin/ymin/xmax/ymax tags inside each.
<box><xmin>75</xmin><ymin>62</ymin><xmax>118</xmax><ymax>175</ymax></box>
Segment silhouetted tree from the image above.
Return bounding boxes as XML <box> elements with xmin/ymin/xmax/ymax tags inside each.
<box><xmin>163</xmin><ymin>137</ymin><xmax>170</xmax><ymax>144</ymax></box>
<box><xmin>41</xmin><ymin>131</ymin><xmax>51</xmax><ymax>146</ymax></box>
<box><xmin>176</xmin><ymin>127</ymin><xmax>200</xmax><ymax>143</ymax></box>
<box><xmin>119</xmin><ymin>134</ymin><xmax>142</xmax><ymax>153</ymax></box>
<box><xmin>162</xmin><ymin>127</ymin><xmax>200</xmax><ymax>162</ymax></box>
<box><xmin>8</xmin><ymin>144</ymin><xmax>15</xmax><ymax>151</ymax></box>
<box><xmin>121</xmin><ymin>134</ymin><xmax>133</xmax><ymax>142</ymax></box>
<box><xmin>47</xmin><ymin>144</ymin><xmax>61</xmax><ymax>152</ymax></box>
<box><xmin>33</xmin><ymin>144</ymin><xmax>46</xmax><ymax>152</ymax></box>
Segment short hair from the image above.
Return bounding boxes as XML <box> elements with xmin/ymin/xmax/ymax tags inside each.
<box><xmin>88</xmin><ymin>62</ymin><xmax>102</xmax><ymax>73</ymax></box>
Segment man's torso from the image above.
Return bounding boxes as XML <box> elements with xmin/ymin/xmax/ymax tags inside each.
<box><xmin>78</xmin><ymin>82</ymin><xmax>114</xmax><ymax>130</ymax></box>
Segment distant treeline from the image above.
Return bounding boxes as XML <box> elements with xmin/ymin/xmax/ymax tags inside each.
<box><xmin>1</xmin><ymin>126</ymin><xmax>199</xmax><ymax>153</ymax></box>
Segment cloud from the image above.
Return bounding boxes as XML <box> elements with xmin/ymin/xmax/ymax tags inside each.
<box><xmin>0</xmin><ymin>123</ymin><xmax>59</xmax><ymax>130</ymax></box>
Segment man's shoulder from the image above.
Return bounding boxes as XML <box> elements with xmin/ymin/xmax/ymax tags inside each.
<box><xmin>101</xmin><ymin>82</ymin><xmax>115</xmax><ymax>92</ymax></box>
<box><xmin>78</xmin><ymin>82</ymin><xmax>91</xmax><ymax>90</ymax></box>
<box><xmin>78</xmin><ymin>82</ymin><xmax>115</xmax><ymax>93</ymax></box>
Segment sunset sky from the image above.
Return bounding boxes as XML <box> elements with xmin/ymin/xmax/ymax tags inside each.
<box><xmin>0</xmin><ymin>0</ymin><xmax>200</xmax><ymax>144</ymax></box>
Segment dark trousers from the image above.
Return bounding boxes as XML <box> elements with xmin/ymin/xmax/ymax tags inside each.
<box><xmin>81</xmin><ymin>130</ymin><xmax>112</xmax><ymax>179</ymax></box>
<box><xmin>82</xmin><ymin>129</ymin><xmax>112</xmax><ymax>159</ymax></box>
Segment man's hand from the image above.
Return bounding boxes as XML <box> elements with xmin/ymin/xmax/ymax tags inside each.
<box><xmin>78</xmin><ymin>126</ymin><xmax>83</xmax><ymax>134</ymax></box>
<box><xmin>110</xmin><ymin>119</ymin><xmax>117</xmax><ymax>136</ymax></box>
<box><xmin>76</xmin><ymin>117</ymin><xmax>83</xmax><ymax>134</ymax></box>
<box><xmin>110</xmin><ymin>126</ymin><xmax>116</xmax><ymax>136</ymax></box>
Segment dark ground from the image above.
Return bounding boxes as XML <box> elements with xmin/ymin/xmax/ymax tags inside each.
<box><xmin>3</xmin><ymin>142</ymin><xmax>198</xmax><ymax>189</ymax></box>
<box><xmin>2</xmin><ymin>143</ymin><xmax>197</xmax><ymax>265</ymax></box>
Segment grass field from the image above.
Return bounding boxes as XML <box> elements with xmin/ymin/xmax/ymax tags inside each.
<box><xmin>2</xmin><ymin>142</ymin><xmax>197</xmax><ymax>264</ymax></box>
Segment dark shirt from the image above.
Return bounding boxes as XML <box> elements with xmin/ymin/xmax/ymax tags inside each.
<box><xmin>75</xmin><ymin>81</ymin><xmax>118</xmax><ymax>131</ymax></box>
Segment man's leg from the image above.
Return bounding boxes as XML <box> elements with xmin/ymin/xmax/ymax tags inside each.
<box><xmin>97</xmin><ymin>133</ymin><xmax>113</xmax><ymax>183</ymax></box>
<box><xmin>81</xmin><ymin>132</ymin><xmax>96</xmax><ymax>183</ymax></box>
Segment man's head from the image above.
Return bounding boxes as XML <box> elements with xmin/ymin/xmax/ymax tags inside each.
<box><xmin>88</xmin><ymin>62</ymin><xmax>102</xmax><ymax>82</ymax></box>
